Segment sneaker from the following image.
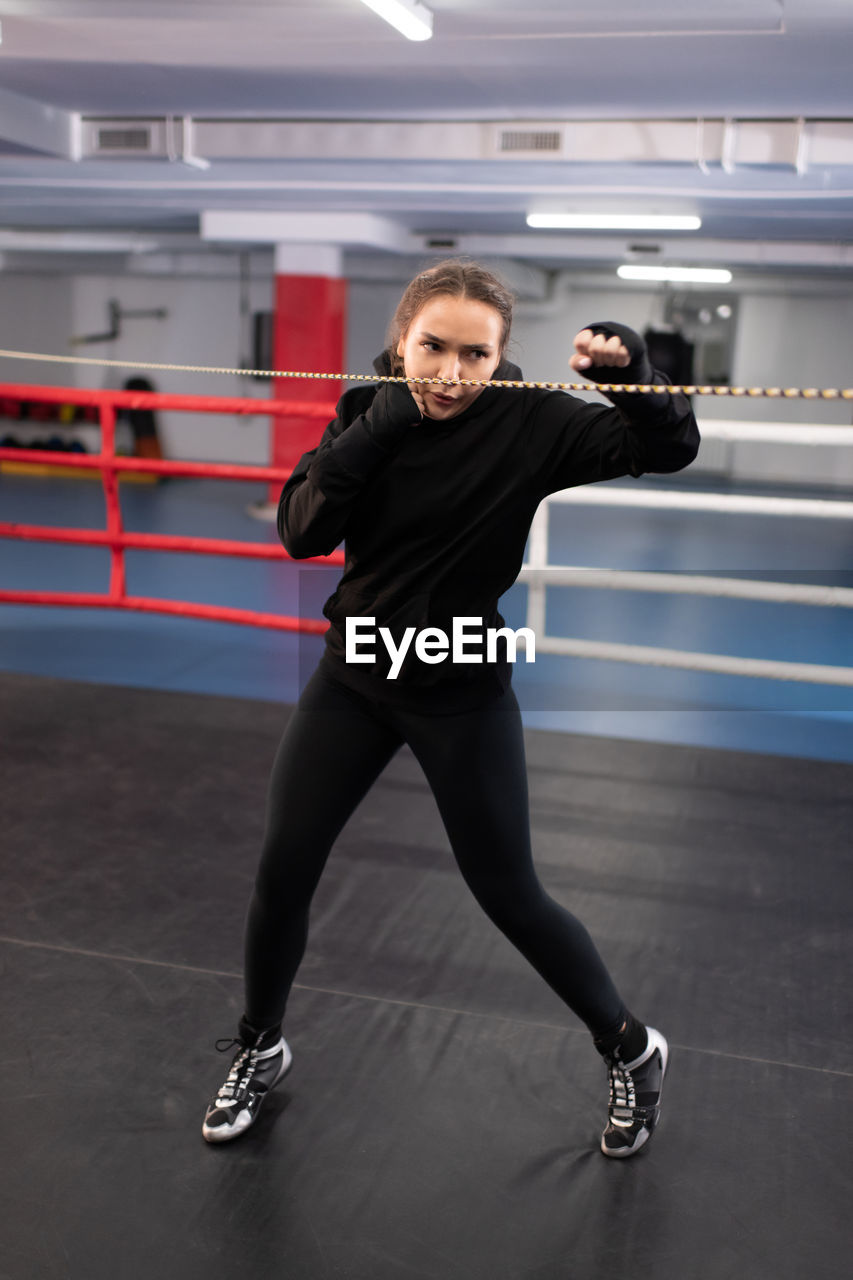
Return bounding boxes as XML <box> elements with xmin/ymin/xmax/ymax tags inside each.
<box><xmin>202</xmin><ymin>1034</ymin><xmax>292</xmax><ymax>1144</ymax></box>
<box><xmin>600</xmin><ymin>1026</ymin><xmax>668</xmax><ymax>1159</ymax></box>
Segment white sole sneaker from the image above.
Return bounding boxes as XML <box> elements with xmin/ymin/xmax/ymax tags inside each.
<box><xmin>600</xmin><ymin>1027</ymin><xmax>668</xmax><ymax>1158</ymax></box>
<box><xmin>202</xmin><ymin>1037</ymin><xmax>292</xmax><ymax>1144</ymax></box>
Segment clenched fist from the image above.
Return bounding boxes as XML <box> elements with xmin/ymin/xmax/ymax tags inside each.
<box><xmin>569</xmin><ymin>329</ymin><xmax>632</xmax><ymax>374</ymax></box>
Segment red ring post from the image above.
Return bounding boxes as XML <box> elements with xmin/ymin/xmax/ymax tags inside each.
<box><xmin>269</xmin><ymin>245</ymin><xmax>346</xmax><ymax>502</ymax></box>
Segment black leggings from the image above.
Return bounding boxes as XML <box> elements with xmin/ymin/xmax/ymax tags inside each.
<box><xmin>243</xmin><ymin>661</ymin><xmax>627</xmax><ymax>1041</ymax></box>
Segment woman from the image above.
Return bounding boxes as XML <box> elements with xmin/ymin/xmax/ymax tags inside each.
<box><xmin>203</xmin><ymin>260</ymin><xmax>699</xmax><ymax>1158</ymax></box>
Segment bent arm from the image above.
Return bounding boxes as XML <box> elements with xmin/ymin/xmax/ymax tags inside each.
<box><xmin>526</xmin><ymin>321</ymin><xmax>700</xmax><ymax>494</ymax></box>
<box><xmin>277</xmin><ymin>383</ymin><xmax>421</xmax><ymax>558</ymax></box>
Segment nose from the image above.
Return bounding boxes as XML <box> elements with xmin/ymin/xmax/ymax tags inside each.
<box><xmin>438</xmin><ymin>352</ymin><xmax>463</xmax><ymax>383</ymax></box>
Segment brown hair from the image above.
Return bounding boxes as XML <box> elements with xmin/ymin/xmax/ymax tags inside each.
<box><xmin>386</xmin><ymin>258</ymin><xmax>515</xmax><ymax>374</ymax></box>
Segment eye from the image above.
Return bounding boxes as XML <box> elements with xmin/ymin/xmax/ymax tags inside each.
<box><xmin>469</xmin><ymin>350</ymin><xmax>489</xmax><ymax>360</ymax></box>
<box><xmin>422</xmin><ymin>341</ymin><xmax>441</xmax><ymax>352</ymax></box>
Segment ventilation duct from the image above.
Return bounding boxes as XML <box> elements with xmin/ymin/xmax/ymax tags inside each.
<box><xmin>96</xmin><ymin>126</ymin><xmax>153</xmax><ymax>153</ymax></box>
<box><xmin>498</xmin><ymin>129</ymin><xmax>563</xmax><ymax>154</ymax></box>
<box><xmin>77</xmin><ymin>116</ymin><xmax>853</xmax><ymax>172</ymax></box>
<box><xmin>84</xmin><ymin>119</ymin><xmax>164</xmax><ymax>157</ymax></box>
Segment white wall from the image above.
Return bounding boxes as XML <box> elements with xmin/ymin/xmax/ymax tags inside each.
<box><xmin>70</xmin><ymin>270</ymin><xmax>275</xmax><ymax>463</ymax></box>
<box><xmin>346</xmin><ymin>279</ymin><xmax>404</xmax><ymax>375</ymax></box>
<box><xmin>0</xmin><ymin>273</ymin><xmax>74</xmax><ymax>388</ymax></box>
<box><xmin>725</xmin><ymin>292</ymin><xmax>853</xmax><ymax>424</ymax></box>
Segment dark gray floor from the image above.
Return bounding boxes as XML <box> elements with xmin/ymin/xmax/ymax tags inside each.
<box><xmin>2</xmin><ymin>672</ymin><xmax>852</xmax><ymax>1280</ymax></box>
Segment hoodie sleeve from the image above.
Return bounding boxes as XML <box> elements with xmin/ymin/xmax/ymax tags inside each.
<box><xmin>277</xmin><ymin>381</ymin><xmax>421</xmax><ymax>559</ymax></box>
<box><xmin>523</xmin><ymin>322</ymin><xmax>700</xmax><ymax>496</ymax></box>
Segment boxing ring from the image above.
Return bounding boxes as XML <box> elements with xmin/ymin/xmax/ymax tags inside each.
<box><xmin>1</xmin><ymin>357</ymin><xmax>852</xmax><ymax>1280</ymax></box>
<box><xmin>2</xmin><ymin>361</ymin><xmax>851</xmax><ymax>697</ymax></box>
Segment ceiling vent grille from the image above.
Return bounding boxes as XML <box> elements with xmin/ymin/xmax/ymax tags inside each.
<box><xmin>97</xmin><ymin>126</ymin><xmax>153</xmax><ymax>153</ymax></box>
<box><xmin>498</xmin><ymin>129</ymin><xmax>563</xmax><ymax>154</ymax></box>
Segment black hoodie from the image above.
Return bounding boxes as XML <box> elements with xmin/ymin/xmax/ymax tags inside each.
<box><xmin>278</xmin><ymin>323</ymin><xmax>700</xmax><ymax>713</ymax></box>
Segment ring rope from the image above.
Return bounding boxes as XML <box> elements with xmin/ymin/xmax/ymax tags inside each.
<box><xmin>533</xmin><ymin>636</ymin><xmax>853</xmax><ymax>688</ymax></box>
<box><xmin>0</xmin><ymin>347</ymin><xmax>851</xmax><ymax>400</ymax></box>
<box><xmin>516</xmin><ymin>566</ymin><xmax>853</xmax><ymax>609</ymax></box>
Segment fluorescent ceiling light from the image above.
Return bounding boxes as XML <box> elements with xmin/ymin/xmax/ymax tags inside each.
<box><xmin>527</xmin><ymin>213</ymin><xmax>701</xmax><ymax>231</ymax></box>
<box><xmin>0</xmin><ymin>230</ymin><xmax>159</xmax><ymax>254</ymax></box>
<box><xmin>617</xmin><ymin>265</ymin><xmax>733</xmax><ymax>284</ymax></box>
<box><xmin>358</xmin><ymin>0</ymin><xmax>433</xmax><ymax>41</ymax></box>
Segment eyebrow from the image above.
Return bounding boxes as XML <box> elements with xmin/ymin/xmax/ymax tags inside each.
<box><xmin>419</xmin><ymin>330</ymin><xmax>495</xmax><ymax>351</ymax></box>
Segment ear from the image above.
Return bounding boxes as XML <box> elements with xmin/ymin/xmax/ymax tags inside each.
<box><xmin>396</xmin><ymin>335</ymin><xmax>405</xmax><ymax>357</ymax></box>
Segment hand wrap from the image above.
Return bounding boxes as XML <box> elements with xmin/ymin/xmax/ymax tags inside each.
<box><xmin>582</xmin><ymin>322</ymin><xmax>655</xmax><ymax>385</ymax></box>
<box><xmin>364</xmin><ymin>382</ymin><xmax>423</xmax><ymax>449</ymax></box>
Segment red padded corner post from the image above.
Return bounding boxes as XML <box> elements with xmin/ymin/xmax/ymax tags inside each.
<box><xmin>269</xmin><ymin>273</ymin><xmax>347</xmax><ymax>502</ymax></box>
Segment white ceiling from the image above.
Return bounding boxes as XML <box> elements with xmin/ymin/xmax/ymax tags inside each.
<box><xmin>0</xmin><ymin>0</ymin><xmax>852</xmax><ymax>275</ymax></box>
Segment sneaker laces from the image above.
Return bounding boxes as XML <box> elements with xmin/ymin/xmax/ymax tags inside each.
<box><xmin>607</xmin><ymin>1056</ymin><xmax>636</xmax><ymax>1123</ymax></box>
<box><xmin>212</xmin><ymin>1040</ymin><xmax>259</xmax><ymax>1107</ymax></box>
<box><xmin>215</xmin><ymin>1037</ymin><xmax>241</xmax><ymax>1053</ymax></box>
<box><xmin>606</xmin><ymin>1050</ymin><xmax>656</xmax><ymax>1126</ymax></box>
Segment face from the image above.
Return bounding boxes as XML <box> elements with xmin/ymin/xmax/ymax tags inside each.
<box><xmin>396</xmin><ymin>294</ymin><xmax>504</xmax><ymax>421</ymax></box>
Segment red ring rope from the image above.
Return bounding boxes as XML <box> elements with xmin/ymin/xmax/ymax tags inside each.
<box><xmin>0</xmin><ymin>381</ymin><xmax>342</xmax><ymax>632</ymax></box>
